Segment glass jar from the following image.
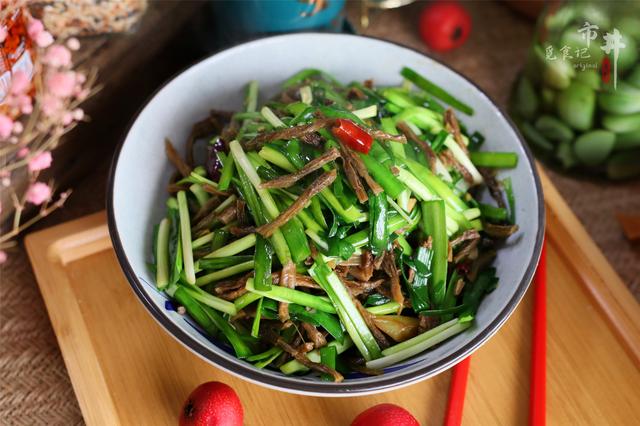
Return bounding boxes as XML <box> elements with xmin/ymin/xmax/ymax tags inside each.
<box><xmin>0</xmin><ymin>7</ymin><xmax>34</xmax><ymax>106</ymax></box>
<box><xmin>510</xmin><ymin>1</ymin><xmax>640</xmax><ymax>180</ymax></box>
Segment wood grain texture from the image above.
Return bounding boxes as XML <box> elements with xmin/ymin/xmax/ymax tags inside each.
<box><xmin>539</xmin><ymin>168</ymin><xmax>640</xmax><ymax>368</ymax></box>
<box><xmin>25</xmin><ymin>180</ymin><xmax>640</xmax><ymax>425</ymax></box>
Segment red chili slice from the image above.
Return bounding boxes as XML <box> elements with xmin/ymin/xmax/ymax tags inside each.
<box><xmin>331</xmin><ymin>119</ymin><xmax>373</xmax><ymax>154</ymax></box>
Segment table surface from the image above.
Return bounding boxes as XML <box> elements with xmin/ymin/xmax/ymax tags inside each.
<box><xmin>1</xmin><ymin>1</ymin><xmax>638</xmax><ymax>424</ymax></box>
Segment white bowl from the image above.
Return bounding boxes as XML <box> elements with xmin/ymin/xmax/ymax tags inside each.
<box><xmin>108</xmin><ymin>33</ymin><xmax>544</xmax><ymax>396</ymax></box>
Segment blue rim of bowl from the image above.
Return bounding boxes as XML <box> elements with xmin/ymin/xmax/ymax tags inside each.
<box><xmin>107</xmin><ymin>33</ymin><xmax>545</xmax><ymax>396</ymax></box>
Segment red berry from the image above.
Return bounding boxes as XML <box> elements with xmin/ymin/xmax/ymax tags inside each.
<box><xmin>179</xmin><ymin>381</ymin><xmax>243</xmax><ymax>426</ymax></box>
<box><xmin>419</xmin><ymin>1</ymin><xmax>472</xmax><ymax>52</ymax></box>
<box><xmin>351</xmin><ymin>403</ymin><xmax>420</xmax><ymax>426</ymax></box>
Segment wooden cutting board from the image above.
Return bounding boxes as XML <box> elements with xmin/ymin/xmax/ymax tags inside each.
<box><xmin>25</xmin><ymin>169</ymin><xmax>640</xmax><ymax>426</ymax></box>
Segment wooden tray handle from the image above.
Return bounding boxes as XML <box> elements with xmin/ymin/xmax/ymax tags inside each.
<box><xmin>47</xmin><ymin>223</ymin><xmax>111</xmax><ymax>265</ymax></box>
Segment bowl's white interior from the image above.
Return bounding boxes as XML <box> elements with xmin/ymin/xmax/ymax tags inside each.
<box><xmin>111</xmin><ymin>34</ymin><xmax>542</xmax><ymax>395</ymax></box>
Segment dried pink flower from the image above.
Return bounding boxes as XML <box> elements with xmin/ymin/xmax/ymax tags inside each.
<box><xmin>66</xmin><ymin>37</ymin><xmax>80</xmax><ymax>51</ymax></box>
<box><xmin>41</xmin><ymin>94</ymin><xmax>62</xmax><ymax>116</ymax></box>
<box><xmin>17</xmin><ymin>147</ymin><xmax>29</xmax><ymax>158</ymax></box>
<box><xmin>5</xmin><ymin>92</ymin><xmax>32</xmax><ymax>115</ymax></box>
<box><xmin>72</xmin><ymin>108</ymin><xmax>84</xmax><ymax>121</ymax></box>
<box><xmin>10</xmin><ymin>71</ymin><xmax>30</xmax><ymax>95</ymax></box>
<box><xmin>36</xmin><ymin>31</ymin><xmax>54</xmax><ymax>48</ymax></box>
<box><xmin>47</xmin><ymin>71</ymin><xmax>76</xmax><ymax>98</ymax></box>
<box><xmin>28</xmin><ymin>151</ymin><xmax>53</xmax><ymax>172</ymax></box>
<box><xmin>0</xmin><ymin>114</ymin><xmax>14</xmax><ymax>139</ymax></box>
<box><xmin>27</xmin><ymin>19</ymin><xmax>44</xmax><ymax>39</ymax></box>
<box><xmin>12</xmin><ymin>121</ymin><xmax>23</xmax><ymax>134</ymax></box>
<box><xmin>0</xmin><ymin>27</ymin><xmax>7</xmax><ymax>43</ymax></box>
<box><xmin>43</xmin><ymin>45</ymin><xmax>72</xmax><ymax>68</ymax></box>
<box><xmin>62</xmin><ymin>112</ymin><xmax>73</xmax><ymax>126</ymax></box>
<box><xmin>0</xmin><ymin>250</ymin><xmax>7</xmax><ymax>264</ymax></box>
<box><xmin>21</xmin><ymin>102</ymin><xmax>33</xmax><ymax>115</ymax></box>
<box><xmin>25</xmin><ymin>182</ymin><xmax>52</xmax><ymax>205</ymax></box>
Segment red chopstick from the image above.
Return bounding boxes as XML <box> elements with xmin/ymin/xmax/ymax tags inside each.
<box><xmin>530</xmin><ymin>238</ymin><xmax>547</xmax><ymax>426</ymax></box>
<box><xmin>444</xmin><ymin>357</ymin><xmax>471</xmax><ymax>426</ymax></box>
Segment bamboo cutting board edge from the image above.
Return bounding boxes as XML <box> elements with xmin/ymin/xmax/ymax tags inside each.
<box><xmin>24</xmin><ymin>169</ymin><xmax>640</xmax><ymax>425</ymax></box>
<box><xmin>25</xmin><ymin>211</ymin><xmax>119</xmax><ymax>426</ymax></box>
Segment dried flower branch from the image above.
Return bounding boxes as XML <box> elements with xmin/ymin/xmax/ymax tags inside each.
<box><xmin>0</xmin><ymin>3</ymin><xmax>97</xmax><ymax>262</ymax></box>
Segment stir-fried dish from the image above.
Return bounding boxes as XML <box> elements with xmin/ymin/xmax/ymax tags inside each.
<box><xmin>151</xmin><ymin>67</ymin><xmax>519</xmax><ymax>381</ymax></box>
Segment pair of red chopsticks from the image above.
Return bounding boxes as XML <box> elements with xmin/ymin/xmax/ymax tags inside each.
<box><xmin>444</xmin><ymin>238</ymin><xmax>547</xmax><ymax>426</ymax></box>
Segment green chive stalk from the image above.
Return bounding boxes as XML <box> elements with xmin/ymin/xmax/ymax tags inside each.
<box><xmin>253</xmin><ymin>235</ymin><xmax>273</xmax><ymax>291</ymax></box>
<box><xmin>380</xmin><ymin>318</ymin><xmax>457</xmax><ymax>356</ymax></box>
<box><xmin>462</xmin><ymin>207</ymin><xmax>481</xmax><ymax>221</ymax></box>
<box><xmin>181</xmin><ymin>284</ymin><xmax>238</xmax><ymax>316</ymax></box>
<box><xmin>198</xmin><ymin>255</ymin><xmax>253</xmax><ymax>271</ymax></box>
<box><xmin>244</xmin><ymin>80</ymin><xmax>259</xmax><ymax>113</ymax></box>
<box><xmin>247</xmin><ymin>346</ymin><xmax>282</xmax><ymax>362</ymax></box>
<box><xmin>192</xmin><ymin>232</ymin><xmax>214</xmax><ymax>250</ymax></box>
<box><xmin>359</xmin><ymin>153</ymin><xmax>405</xmax><ymax>198</ymax></box>
<box><xmin>442</xmin><ymin>137</ymin><xmax>483</xmax><ymax>184</ymax></box>
<box><xmin>251</xmin><ymin>297</ymin><xmax>263</xmax><ymax>338</ymax></box>
<box><xmin>217</xmin><ymin>154</ymin><xmax>235</xmax><ymax>191</ymax></box>
<box><xmin>155</xmin><ymin>218</ymin><xmax>170</xmax><ymax>289</ymax></box>
<box><xmin>353</xmin><ymin>104</ymin><xmax>378</xmax><ymax>119</ymax></box>
<box><xmin>503</xmin><ymin>177</ymin><xmax>516</xmax><ymax>224</ymax></box>
<box><xmin>394</xmin><ymin>106</ymin><xmax>443</xmax><ymax>133</ymax></box>
<box><xmin>254</xmin><ymin>349</ymin><xmax>283</xmax><ymax>369</ymax></box>
<box><xmin>300</xmin><ymin>85</ymin><xmax>313</xmax><ymax>105</ymax></box>
<box><xmin>205</xmin><ymin>234</ymin><xmax>257</xmax><ymax>258</ymax></box>
<box><xmin>258</xmin><ymin>146</ymin><xmax>297</xmax><ymax>172</ymax></box>
<box><xmin>234</xmin><ymin>292</ymin><xmax>262</xmax><ymax>311</ymax></box>
<box><xmin>368</xmin><ymin>192</ymin><xmax>388</xmax><ymax>256</ymax></box>
<box><xmin>382</xmin><ymin>87</ymin><xmax>417</xmax><ymax>108</ymax></box>
<box><xmin>366</xmin><ymin>301</ymin><xmax>402</xmax><ymax>315</ymax></box>
<box><xmin>189</xmin><ymin>183</ymin><xmax>209</xmax><ymax>207</ymax></box>
<box><xmin>230</xmin><ymin>140</ymin><xmax>298</xmax><ymax>264</ymax></box>
<box><xmin>421</xmin><ymin>200</ymin><xmax>448</xmax><ymax>307</ymax></box>
<box><xmin>212</xmin><ymin>194</ymin><xmax>237</xmax><ymax>214</ymax></box>
<box><xmin>172</xmin><ymin>286</ymin><xmax>218</xmax><ymax>336</ymax></box>
<box><xmin>366</xmin><ymin>320</ymin><xmax>470</xmax><ymax>369</ymax></box>
<box><xmin>470</xmin><ymin>151</ymin><xmax>519</xmax><ymax>169</ymax></box>
<box><xmin>202</xmin><ymin>304</ymin><xmax>252</xmax><ymax>358</ymax></box>
<box><xmin>345</xmin><ymin>211</ymin><xmax>420</xmax><ymax>248</ymax></box>
<box><xmin>401</xmin><ymin>66</ymin><xmax>474</xmax><ymax>115</ymax></box>
<box><xmin>245</xmin><ymin>278</ymin><xmax>337</xmax><ymax>314</ymax></box>
<box><xmin>195</xmin><ymin>260</ymin><xmax>255</xmax><ymax>286</ymax></box>
<box><xmin>320</xmin><ymin>345</ymin><xmax>338</xmax><ymax>381</ymax></box>
<box><xmin>479</xmin><ymin>203</ymin><xmax>508</xmax><ymax>222</ymax></box>
<box><xmin>177</xmin><ymin>191</ymin><xmax>196</xmax><ymax>285</ymax></box>
<box><xmin>261</xmin><ymin>106</ymin><xmax>286</xmax><ymax>128</ymax></box>
<box><xmin>405</xmin><ymin>158</ymin><xmax>470</xmax><ymax>213</ymax></box>
<box><xmin>309</xmin><ymin>261</ymin><xmax>382</xmax><ymax>361</ymax></box>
